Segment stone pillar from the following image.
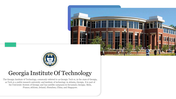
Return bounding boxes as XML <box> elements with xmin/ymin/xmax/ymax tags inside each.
<box><xmin>149</xmin><ymin>33</ymin><xmax>152</xmax><ymax>49</ymax></box>
<box><xmin>113</xmin><ymin>31</ymin><xmax>115</xmax><ymax>49</ymax></box>
<box><xmin>77</xmin><ymin>27</ymin><xmax>80</xmax><ymax>44</ymax></box>
<box><xmin>126</xmin><ymin>29</ymin><xmax>129</xmax><ymax>45</ymax></box>
<box><xmin>120</xmin><ymin>31</ymin><xmax>122</xmax><ymax>46</ymax></box>
<box><xmin>142</xmin><ymin>33</ymin><xmax>145</xmax><ymax>48</ymax></box>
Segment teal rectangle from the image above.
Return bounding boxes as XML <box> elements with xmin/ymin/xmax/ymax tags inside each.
<box><xmin>5</xmin><ymin>42</ymin><xmax>16</xmax><ymax>47</ymax></box>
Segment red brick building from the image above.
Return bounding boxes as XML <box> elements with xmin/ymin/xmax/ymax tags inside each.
<box><xmin>71</xmin><ymin>13</ymin><xmax>176</xmax><ymax>49</ymax></box>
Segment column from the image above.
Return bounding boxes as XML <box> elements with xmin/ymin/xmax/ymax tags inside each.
<box><xmin>126</xmin><ymin>28</ymin><xmax>129</xmax><ymax>45</ymax></box>
<box><xmin>156</xmin><ymin>32</ymin><xmax>159</xmax><ymax>49</ymax></box>
<box><xmin>145</xmin><ymin>34</ymin><xmax>147</xmax><ymax>47</ymax></box>
<box><xmin>120</xmin><ymin>31</ymin><xmax>122</xmax><ymax>46</ymax></box>
<box><xmin>154</xmin><ymin>34</ymin><xmax>156</xmax><ymax>49</ymax></box>
<box><xmin>77</xmin><ymin>27</ymin><xmax>80</xmax><ymax>44</ymax></box>
<box><xmin>113</xmin><ymin>20</ymin><xmax>115</xmax><ymax>28</ymax></box>
<box><xmin>82</xmin><ymin>20</ymin><xmax>84</xmax><ymax>26</ymax></box>
<box><xmin>133</xmin><ymin>32</ymin><xmax>135</xmax><ymax>49</ymax></box>
<box><xmin>161</xmin><ymin>34</ymin><xmax>163</xmax><ymax>48</ymax></box>
<box><xmin>127</xmin><ymin>21</ymin><xmax>129</xmax><ymax>28</ymax></box>
<box><xmin>142</xmin><ymin>23</ymin><xmax>144</xmax><ymax>30</ymax></box>
<box><xmin>113</xmin><ymin>31</ymin><xmax>115</xmax><ymax>49</ymax></box>
<box><xmin>142</xmin><ymin>33</ymin><xmax>145</xmax><ymax>48</ymax></box>
<box><xmin>149</xmin><ymin>33</ymin><xmax>152</xmax><ymax>49</ymax></box>
<box><xmin>78</xmin><ymin>19</ymin><xmax>80</xmax><ymax>26</ymax></box>
<box><xmin>86</xmin><ymin>20</ymin><xmax>88</xmax><ymax>27</ymax></box>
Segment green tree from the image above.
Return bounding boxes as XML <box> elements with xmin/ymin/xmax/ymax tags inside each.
<box><xmin>171</xmin><ymin>45</ymin><xmax>175</xmax><ymax>50</ymax></box>
<box><xmin>135</xmin><ymin>46</ymin><xmax>140</xmax><ymax>54</ymax></box>
<box><xmin>147</xmin><ymin>45</ymin><xmax>151</xmax><ymax>49</ymax></box>
<box><xmin>139</xmin><ymin>45</ymin><xmax>142</xmax><ymax>50</ymax></box>
<box><xmin>91</xmin><ymin>36</ymin><xmax>111</xmax><ymax>51</ymax></box>
<box><xmin>119</xmin><ymin>44</ymin><xmax>123</xmax><ymax>49</ymax></box>
<box><xmin>162</xmin><ymin>45</ymin><xmax>169</xmax><ymax>52</ymax></box>
<box><xmin>170</xmin><ymin>24</ymin><xmax>176</xmax><ymax>29</ymax></box>
<box><xmin>126</xmin><ymin>43</ymin><xmax>133</xmax><ymax>54</ymax></box>
<box><xmin>155</xmin><ymin>46</ymin><xmax>158</xmax><ymax>49</ymax></box>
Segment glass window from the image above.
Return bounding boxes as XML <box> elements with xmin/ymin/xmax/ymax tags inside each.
<box><xmin>115</xmin><ymin>21</ymin><xmax>120</xmax><ymax>27</ymax></box>
<box><xmin>167</xmin><ymin>37</ymin><xmax>169</xmax><ymax>41</ymax></box>
<box><xmin>74</xmin><ymin>19</ymin><xmax>76</xmax><ymax>26</ymax></box>
<box><xmin>96</xmin><ymin>21</ymin><xmax>101</xmax><ymax>28</ymax></box>
<box><xmin>159</xmin><ymin>36</ymin><xmax>161</xmax><ymax>41</ymax></box>
<box><xmin>73</xmin><ymin>32</ymin><xmax>78</xmax><ymax>44</ymax></box>
<box><xmin>122</xmin><ymin>32</ymin><xmax>126</xmax><ymax>48</ymax></box>
<box><xmin>102</xmin><ymin>32</ymin><xmax>106</xmax><ymax>43</ymax></box>
<box><xmin>163</xmin><ymin>28</ymin><xmax>168</xmax><ymax>33</ymax></box>
<box><xmin>88</xmin><ymin>21</ymin><xmax>90</xmax><ymax>27</ymax></box>
<box><xmin>91</xmin><ymin>22</ymin><xmax>95</xmax><ymax>28</ymax></box>
<box><xmin>122</xmin><ymin>21</ymin><xmax>127</xmax><ymax>28</ymax></box>
<box><xmin>134</xmin><ymin>22</ymin><xmax>139</xmax><ymax>29</ymax></box>
<box><xmin>129</xmin><ymin>21</ymin><xmax>133</xmax><ymax>28</ymax></box>
<box><xmin>135</xmin><ymin>34</ymin><xmax>138</xmax><ymax>46</ymax></box>
<box><xmin>150</xmin><ymin>22</ymin><xmax>153</xmax><ymax>28</ymax></box>
<box><xmin>129</xmin><ymin>33</ymin><xmax>133</xmax><ymax>45</ymax></box>
<box><xmin>80</xmin><ymin>32</ymin><xmax>86</xmax><ymax>44</ymax></box>
<box><xmin>88</xmin><ymin>33</ymin><xmax>91</xmax><ymax>44</ymax></box>
<box><xmin>102</xmin><ymin>21</ymin><xmax>106</xmax><ymax>28</ymax></box>
<box><xmin>91</xmin><ymin>33</ymin><xmax>94</xmax><ymax>39</ymax></box>
<box><xmin>158</xmin><ymin>22</ymin><xmax>162</xmax><ymax>28</ymax></box>
<box><xmin>154</xmin><ymin>21</ymin><xmax>157</xmax><ymax>28</ymax></box>
<box><xmin>84</xmin><ymin>20</ymin><xmax>87</xmax><ymax>26</ymax></box>
<box><xmin>139</xmin><ymin>23</ymin><xmax>142</xmax><ymax>29</ymax></box>
<box><xmin>108</xmin><ymin>20</ymin><xmax>114</xmax><ymax>28</ymax></box>
<box><xmin>108</xmin><ymin>32</ymin><xmax>113</xmax><ymax>49</ymax></box>
<box><xmin>140</xmin><ymin>33</ymin><xmax>142</xmax><ymax>45</ymax></box>
<box><xmin>77</xmin><ymin>19</ymin><xmax>79</xmax><ymax>26</ymax></box>
<box><xmin>80</xmin><ymin>19</ymin><xmax>83</xmax><ymax>26</ymax></box>
<box><xmin>115</xmin><ymin>32</ymin><xmax>120</xmax><ymax>49</ymax></box>
<box><xmin>164</xmin><ymin>37</ymin><xmax>166</xmax><ymax>41</ymax></box>
<box><xmin>146</xmin><ymin>23</ymin><xmax>149</xmax><ymax>29</ymax></box>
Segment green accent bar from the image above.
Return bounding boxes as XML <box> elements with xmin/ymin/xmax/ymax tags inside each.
<box><xmin>5</xmin><ymin>42</ymin><xmax>16</xmax><ymax>47</ymax></box>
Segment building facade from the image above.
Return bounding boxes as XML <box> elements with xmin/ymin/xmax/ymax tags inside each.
<box><xmin>71</xmin><ymin>13</ymin><xmax>176</xmax><ymax>49</ymax></box>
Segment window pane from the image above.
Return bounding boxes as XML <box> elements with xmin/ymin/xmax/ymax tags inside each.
<box><xmin>122</xmin><ymin>21</ymin><xmax>127</xmax><ymax>28</ymax></box>
<box><xmin>80</xmin><ymin>19</ymin><xmax>83</xmax><ymax>26</ymax></box>
<box><xmin>115</xmin><ymin>32</ymin><xmax>120</xmax><ymax>49</ymax></box>
<box><xmin>108</xmin><ymin>32</ymin><xmax>113</xmax><ymax>49</ymax></box>
<box><xmin>102</xmin><ymin>21</ymin><xmax>106</xmax><ymax>28</ymax></box>
<box><xmin>129</xmin><ymin>21</ymin><xmax>133</xmax><ymax>28</ymax></box>
<box><xmin>108</xmin><ymin>20</ymin><xmax>114</xmax><ymax>28</ymax></box>
<box><xmin>96</xmin><ymin>21</ymin><xmax>101</xmax><ymax>28</ymax></box>
<box><xmin>115</xmin><ymin>21</ymin><xmax>120</xmax><ymax>27</ymax></box>
<box><xmin>134</xmin><ymin>22</ymin><xmax>139</xmax><ymax>29</ymax></box>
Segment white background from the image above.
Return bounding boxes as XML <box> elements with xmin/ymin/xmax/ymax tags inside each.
<box><xmin>0</xmin><ymin>0</ymin><xmax>176</xmax><ymax>99</ymax></box>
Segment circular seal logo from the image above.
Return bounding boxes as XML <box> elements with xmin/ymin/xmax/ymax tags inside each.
<box><xmin>43</xmin><ymin>52</ymin><xmax>57</xmax><ymax>66</ymax></box>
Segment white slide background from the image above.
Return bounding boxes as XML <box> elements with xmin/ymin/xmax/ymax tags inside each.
<box><xmin>0</xmin><ymin>0</ymin><xmax>176</xmax><ymax>99</ymax></box>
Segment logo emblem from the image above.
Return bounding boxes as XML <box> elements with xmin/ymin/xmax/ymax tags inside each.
<box><xmin>43</xmin><ymin>52</ymin><xmax>57</xmax><ymax>66</ymax></box>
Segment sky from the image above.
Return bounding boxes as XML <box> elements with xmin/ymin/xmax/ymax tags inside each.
<box><xmin>71</xmin><ymin>8</ymin><xmax>176</xmax><ymax>26</ymax></box>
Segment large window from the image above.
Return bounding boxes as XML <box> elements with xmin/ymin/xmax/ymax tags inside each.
<box><xmin>102</xmin><ymin>21</ymin><xmax>106</xmax><ymax>28</ymax></box>
<box><xmin>163</xmin><ymin>28</ymin><xmax>168</xmax><ymax>33</ymax></box>
<box><xmin>134</xmin><ymin>22</ymin><xmax>139</xmax><ymax>29</ymax></box>
<box><xmin>74</xmin><ymin>19</ymin><xmax>77</xmax><ymax>26</ymax></box>
<box><xmin>140</xmin><ymin>34</ymin><xmax>142</xmax><ymax>45</ymax></box>
<box><xmin>108</xmin><ymin>32</ymin><xmax>113</xmax><ymax>49</ymax></box>
<box><xmin>150</xmin><ymin>22</ymin><xmax>153</xmax><ymax>28</ymax></box>
<box><xmin>115</xmin><ymin>32</ymin><xmax>120</xmax><ymax>49</ymax></box>
<box><xmin>91</xmin><ymin>22</ymin><xmax>95</xmax><ymax>28</ymax></box>
<box><xmin>102</xmin><ymin>32</ymin><xmax>106</xmax><ymax>43</ymax></box>
<box><xmin>88</xmin><ymin>21</ymin><xmax>90</xmax><ymax>27</ymax></box>
<box><xmin>122</xmin><ymin>32</ymin><xmax>126</xmax><ymax>48</ymax></box>
<box><xmin>84</xmin><ymin>19</ymin><xmax>87</xmax><ymax>26</ymax></box>
<box><xmin>158</xmin><ymin>22</ymin><xmax>162</xmax><ymax>28</ymax></box>
<box><xmin>88</xmin><ymin>33</ymin><xmax>91</xmax><ymax>44</ymax></box>
<box><xmin>135</xmin><ymin>34</ymin><xmax>138</xmax><ymax>46</ymax></box>
<box><xmin>164</xmin><ymin>37</ymin><xmax>166</xmax><ymax>41</ymax></box>
<box><xmin>91</xmin><ymin>33</ymin><xmax>94</xmax><ymax>39</ymax></box>
<box><xmin>139</xmin><ymin>23</ymin><xmax>143</xmax><ymax>29</ymax></box>
<box><xmin>129</xmin><ymin>21</ymin><xmax>133</xmax><ymax>28</ymax></box>
<box><xmin>129</xmin><ymin>33</ymin><xmax>133</xmax><ymax>45</ymax></box>
<box><xmin>115</xmin><ymin>21</ymin><xmax>120</xmax><ymax>27</ymax></box>
<box><xmin>73</xmin><ymin>32</ymin><xmax>78</xmax><ymax>44</ymax></box>
<box><xmin>108</xmin><ymin>20</ymin><xmax>114</xmax><ymax>28</ymax></box>
<box><xmin>159</xmin><ymin>36</ymin><xmax>161</xmax><ymax>41</ymax></box>
<box><xmin>146</xmin><ymin>23</ymin><xmax>149</xmax><ymax>29</ymax></box>
<box><xmin>96</xmin><ymin>21</ymin><xmax>101</xmax><ymax>28</ymax></box>
<box><xmin>80</xmin><ymin>19</ymin><xmax>83</xmax><ymax>26</ymax></box>
<box><xmin>80</xmin><ymin>32</ymin><xmax>86</xmax><ymax>44</ymax></box>
<box><xmin>154</xmin><ymin>21</ymin><xmax>157</xmax><ymax>28</ymax></box>
<box><xmin>122</xmin><ymin>21</ymin><xmax>127</xmax><ymax>28</ymax></box>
